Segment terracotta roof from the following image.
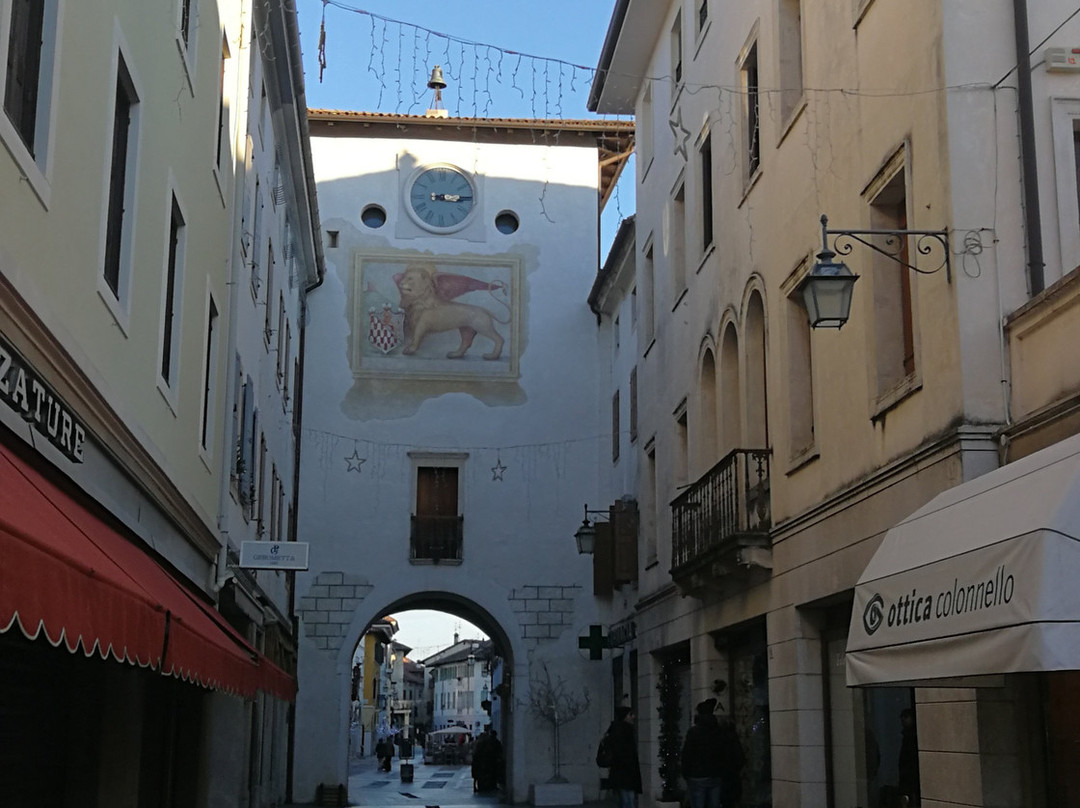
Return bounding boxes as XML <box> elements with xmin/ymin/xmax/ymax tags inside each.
<box><xmin>306</xmin><ymin>109</ymin><xmax>635</xmax><ymax>208</ymax></box>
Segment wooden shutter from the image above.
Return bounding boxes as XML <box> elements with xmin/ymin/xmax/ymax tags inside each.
<box><xmin>592</xmin><ymin>521</ymin><xmax>614</xmax><ymax>598</ymax></box>
<box><xmin>612</xmin><ymin>499</ymin><xmax>639</xmax><ymax>585</ymax></box>
<box><xmin>417</xmin><ymin>467</ymin><xmax>458</xmax><ymax>516</ymax></box>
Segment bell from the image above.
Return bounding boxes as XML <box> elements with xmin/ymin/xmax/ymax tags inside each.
<box><xmin>427</xmin><ymin>65</ymin><xmax>447</xmax><ymax>91</ymax></box>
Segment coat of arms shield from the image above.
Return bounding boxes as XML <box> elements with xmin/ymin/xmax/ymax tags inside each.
<box><xmin>367</xmin><ymin>304</ymin><xmax>405</xmax><ymax>354</ymax></box>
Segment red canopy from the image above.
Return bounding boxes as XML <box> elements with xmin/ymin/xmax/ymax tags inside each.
<box><xmin>0</xmin><ymin>444</ymin><xmax>295</xmax><ymax>701</ymax></box>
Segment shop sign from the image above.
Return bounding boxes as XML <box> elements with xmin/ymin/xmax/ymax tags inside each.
<box><xmin>608</xmin><ymin>618</ymin><xmax>637</xmax><ymax>648</ymax></box>
<box><xmin>0</xmin><ymin>335</ymin><xmax>86</xmax><ymax>463</ymax></box>
<box><xmin>239</xmin><ymin>541</ymin><xmax>310</xmax><ymax>570</ymax></box>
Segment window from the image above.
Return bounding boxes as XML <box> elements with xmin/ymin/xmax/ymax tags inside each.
<box><xmin>268</xmin><ymin>464</ymin><xmax>278</xmax><ymax>541</ymax></box>
<box><xmin>282</xmin><ymin>322</ymin><xmax>292</xmax><ymax>408</ymax></box>
<box><xmin>778</xmin><ymin>0</ymin><xmax>804</xmax><ymax>126</ymax></box>
<box><xmin>230</xmin><ymin>357</ymin><xmax>243</xmax><ymax>483</ymax></box>
<box><xmin>179</xmin><ymin>0</ymin><xmax>193</xmax><ymax>48</ymax></box>
<box><xmin>614</xmin><ymin>315</ymin><xmax>620</xmax><ymax>351</ymax></box>
<box><xmin>3</xmin><ymin>0</ymin><xmax>44</xmax><ymax>151</ymax></box>
<box><xmin>160</xmin><ymin>194</ymin><xmax>186</xmax><ymax>387</ymax></box>
<box><xmin>699</xmin><ymin>131</ymin><xmax>713</xmax><ymax>252</ymax></box>
<box><xmin>215</xmin><ymin>34</ymin><xmax>230</xmax><ymax>170</ymax></box>
<box><xmin>674</xmin><ymin>400</ymin><xmax>688</xmax><ymax>487</ymax></box>
<box><xmin>639</xmin><ymin>81</ymin><xmax>654</xmax><ymax>175</ymax></box>
<box><xmin>1051</xmin><ymin>98</ymin><xmax>1080</xmax><ymax>274</ymax></box>
<box><xmin>629</xmin><ymin>366</ymin><xmax>638</xmax><ymax>443</ymax></box>
<box><xmin>264</xmin><ymin>241</ymin><xmax>275</xmax><ymax>345</ymax></box>
<box><xmin>696</xmin><ymin>0</ymin><xmax>708</xmax><ymax>37</ymax></box>
<box><xmin>199</xmin><ymin>295</ymin><xmax>219</xmax><ymax>451</ymax></box>
<box><xmin>670</xmin><ymin>11</ymin><xmax>683</xmax><ymax>90</ymax></box>
<box><xmin>250</xmin><ymin>178</ymin><xmax>263</xmax><ymax>296</ymax></box>
<box><xmin>612</xmin><ymin>390</ymin><xmax>620</xmax><ymax>463</ymax></box>
<box><xmin>868</xmin><ymin>152</ymin><xmax>916</xmax><ymax>396</ymax></box>
<box><xmin>739</xmin><ymin>37</ymin><xmax>761</xmax><ymax>179</ymax></box>
<box><xmin>258</xmin><ymin>82</ymin><xmax>267</xmax><ymax>144</ymax></box>
<box><xmin>671</xmin><ymin>182</ymin><xmax>687</xmax><ymax>302</ymax></box>
<box><xmin>786</xmin><ymin>261</ymin><xmax>815</xmax><ymax>458</ymax></box>
<box><xmin>630</xmin><ymin>286</ymin><xmax>638</xmax><ymax>331</ymax></box>
<box><xmin>644</xmin><ymin>440</ymin><xmax>657</xmax><ymax>565</ymax></box>
<box><xmin>276</xmin><ymin>293</ymin><xmax>286</xmax><ymax>384</ymax></box>
<box><xmin>103</xmin><ymin>54</ymin><xmax>139</xmax><ymax>303</ymax></box>
<box><xmin>642</xmin><ymin>242</ymin><xmax>655</xmax><ymax>345</ymax></box>
<box><xmin>411</xmin><ymin>454</ymin><xmax>466</xmax><ymax>564</ymax></box>
<box><xmin>256</xmin><ymin>435</ymin><xmax>267</xmax><ymax>534</ymax></box>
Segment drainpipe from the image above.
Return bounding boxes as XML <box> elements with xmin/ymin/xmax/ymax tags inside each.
<box><xmin>1013</xmin><ymin>0</ymin><xmax>1045</xmax><ymax>295</ymax></box>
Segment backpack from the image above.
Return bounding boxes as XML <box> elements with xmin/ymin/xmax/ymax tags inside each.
<box><xmin>596</xmin><ymin>732</ymin><xmax>613</xmax><ymax>768</ymax></box>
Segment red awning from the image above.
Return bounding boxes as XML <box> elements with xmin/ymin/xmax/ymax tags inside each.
<box><xmin>0</xmin><ymin>444</ymin><xmax>296</xmax><ymax>701</ymax></box>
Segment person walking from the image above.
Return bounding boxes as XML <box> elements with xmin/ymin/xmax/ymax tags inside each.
<box><xmin>603</xmin><ymin>706</ymin><xmax>642</xmax><ymax>808</ymax></box>
<box><xmin>681</xmin><ymin>699</ymin><xmax>724</xmax><ymax>808</ymax></box>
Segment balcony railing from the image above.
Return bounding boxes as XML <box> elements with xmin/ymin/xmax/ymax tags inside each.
<box><xmin>410</xmin><ymin>515</ymin><xmax>464</xmax><ymax>564</ymax></box>
<box><xmin>671</xmin><ymin>448</ymin><xmax>771</xmax><ymax>579</ymax></box>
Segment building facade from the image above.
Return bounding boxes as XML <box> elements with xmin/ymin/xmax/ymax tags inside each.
<box><xmin>0</xmin><ymin>1</ymin><xmax>320</xmax><ymax>805</ymax></box>
<box><xmin>589</xmin><ymin>1</ymin><xmax>1080</xmax><ymax>807</ymax></box>
<box><xmin>292</xmin><ymin>108</ymin><xmax>633</xmax><ymax>802</ymax></box>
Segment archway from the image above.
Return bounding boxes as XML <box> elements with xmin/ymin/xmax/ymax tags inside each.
<box><xmin>347</xmin><ymin>594</ymin><xmax>515</xmax><ymax>802</ymax></box>
<box><xmin>292</xmin><ymin>583</ymin><xmax>534</xmax><ymax>804</ymax></box>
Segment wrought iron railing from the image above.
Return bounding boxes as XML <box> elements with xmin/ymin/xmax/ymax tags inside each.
<box><xmin>670</xmin><ymin>448</ymin><xmax>771</xmax><ymax>571</ymax></box>
<box><xmin>410</xmin><ymin>515</ymin><xmax>464</xmax><ymax>563</ymax></box>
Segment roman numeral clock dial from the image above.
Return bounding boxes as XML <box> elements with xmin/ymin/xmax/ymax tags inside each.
<box><xmin>406</xmin><ymin>164</ymin><xmax>477</xmax><ymax>233</ymax></box>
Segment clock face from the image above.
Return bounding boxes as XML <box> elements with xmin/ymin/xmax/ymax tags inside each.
<box><xmin>407</xmin><ymin>165</ymin><xmax>476</xmax><ymax>232</ymax></box>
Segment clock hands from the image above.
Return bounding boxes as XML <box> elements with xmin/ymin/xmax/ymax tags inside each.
<box><xmin>430</xmin><ymin>193</ymin><xmax>473</xmax><ymax>202</ymax></box>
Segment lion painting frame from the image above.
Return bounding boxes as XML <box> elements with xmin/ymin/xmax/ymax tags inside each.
<box><xmin>350</xmin><ymin>251</ymin><xmax>522</xmax><ymax>382</ymax></box>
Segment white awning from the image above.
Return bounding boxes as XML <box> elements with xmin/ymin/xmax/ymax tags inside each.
<box><xmin>846</xmin><ymin>433</ymin><xmax>1080</xmax><ymax>686</ymax></box>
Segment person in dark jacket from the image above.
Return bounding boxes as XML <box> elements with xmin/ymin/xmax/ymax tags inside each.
<box><xmin>681</xmin><ymin>699</ymin><xmax>724</xmax><ymax>808</ymax></box>
<box><xmin>604</xmin><ymin>706</ymin><xmax>642</xmax><ymax>808</ymax></box>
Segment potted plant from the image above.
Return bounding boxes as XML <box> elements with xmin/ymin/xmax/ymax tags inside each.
<box><xmin>527</xmin><ymin>663</ymin><xmax>590</xmax><ymax>805</ymax></box>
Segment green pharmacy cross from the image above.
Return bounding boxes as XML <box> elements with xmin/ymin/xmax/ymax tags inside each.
<box><xmin>578</xmin><ymin>624</ymin><xmax>609</xmax><ymax>661</ymax></box>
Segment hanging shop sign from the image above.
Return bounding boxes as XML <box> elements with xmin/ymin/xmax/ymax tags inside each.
<box><xmin>608</xmin><ymin>618</ymin><xmax>637</xmax><ymax>648</ymax></box>
<box><xmin>239</xmin><ymin>540</ymin><xmax>310</xmax><ymax>570</ymax></box>
<box><xmin>0</xmin><ymin>334</ymin><xmax>86</xmax><ymax>463</ymax></box>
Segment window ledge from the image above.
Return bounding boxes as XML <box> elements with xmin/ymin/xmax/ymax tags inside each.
<box><xmin>871</xmin><ymin>372</ymin><xmax>923</xmax><ymax>422</ymax></box>
<box><xmin>785</xmin><ymin>443</ymin><xmax>819</xmax><ymax>475</ymax></box>
<box><xmin>696</xmin><ymin>243</ymin><xmax>716</xmax><ymax>275</ymax></box>
<box><xmin>671</xmin><ymin>286</ymin><xmax>689</xmax><ymax>312</ymax></box>
<box><xmin>642</xmin><ymin>337</ymin><xmax>657</xmax><ymax>359</ymax></box>
<box><xmin>97</xmin><ymin>285</ymin><xmax>131</xmax><ymax>337</ymax></box>
<box><xmin>0</xmin><ymin>119</ymin><xmax>51</xmax><ymax>209</ymax></box>
<box><xmin>409</xmin><ymin>558</ymin><xmax>464</xmax><ymax>567</ymax></box>
<box><xmin>212</xmin><ymin>165</ymin><xmax>227</xmax><ymax>207</ymax></box>
<box><xmin>156</xmin><ymin>378</ymin><xmax>180</xmax><ymax>417</ymax></box>
<box><xmin>738</xmin><ymin>167</ymin><xmax>763</xmax><ymax>209</ymax></box>
<box><xmin>175</xmin><ymin>37</ymin><xmax>196</xmax><ymax>97</ymax></box>
<box><xmin>776</xmin><ymin>97</ymin><xmax>807</xmax><ymax>148</ymax></box>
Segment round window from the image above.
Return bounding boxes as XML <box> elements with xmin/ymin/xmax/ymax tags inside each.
<box><xmin>361</xmin><ymin>204</ymin><xmax>387</xmax><ymax>228</ymax></box>
<box><xmin>495</xmin><ymin>211</ymin><xmax>519</xmax><ymax>234</ymax></box>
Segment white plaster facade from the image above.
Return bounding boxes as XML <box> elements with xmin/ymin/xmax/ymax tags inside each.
<box><xmin>0</xmin><ymin>1</ymin><xmax>320</xmax><ymax>805</ymax></box>
<box><xmin>588</xmin><ymin>2</ymin><xmax>1080</xmax><ymax>807</ymax></box>
<box><xmin>294</xmin><ymin>112</ymin><xmax>633</xmax><ymax>803</ymax></box>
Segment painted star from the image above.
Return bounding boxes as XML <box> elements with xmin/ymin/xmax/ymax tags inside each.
<box><xmin>491</xmin><ymin>458</ymin><xmax>507</xmax><ymax>481</ymax></box>
<box><xmin>344</xmin><ymin>449</ymin><xmax>366</xmax><ymax>474</ymax></box>
<box><xmin>669</xmin><ymin>108</ymin><xmax>692</xmax><ymax>161</ymax></box>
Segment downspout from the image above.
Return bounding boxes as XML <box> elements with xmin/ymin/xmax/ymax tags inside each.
<box><xmin>1013</xmin><ymin>0</ymin><xmax>1045</xmax><ymax>295</ymax></box>
<box><xmin>283</xmin><ymin>4</ymin><xmax>326</xmax><ymax>802</ymax></box>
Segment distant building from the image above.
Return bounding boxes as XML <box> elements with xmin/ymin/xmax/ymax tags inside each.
<box><xmin>424</xmin><ymin>638</ymin><xmax>493</xmax><ymax>735</ymax></box>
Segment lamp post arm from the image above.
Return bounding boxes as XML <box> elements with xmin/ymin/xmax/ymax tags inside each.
<box><xmin>826</xmin><ymin>228</ymin><xmax>951</xmax><ymax>282</ymax></box>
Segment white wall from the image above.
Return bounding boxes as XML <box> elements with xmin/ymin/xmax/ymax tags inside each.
<box><xmin>294</xmin><ymin>129</ymin><xmax>615</xmax><ymax>802</ymax></box>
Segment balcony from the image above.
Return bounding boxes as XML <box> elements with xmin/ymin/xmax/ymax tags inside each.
<box><xmin>670</xmin><ymin>448</ymin><xmax>772</xmax><ymax>596</ymax></box>
<box><xmin>410</xmin><ymin>515</ymin><xmax>464</xmax><ymax>564</ymax></box>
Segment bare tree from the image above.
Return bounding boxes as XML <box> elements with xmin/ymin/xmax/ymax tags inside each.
<box><xmin>526</xmin><ymin>662</ymin><xmax>591</xmax><ymax>783</ymax></box>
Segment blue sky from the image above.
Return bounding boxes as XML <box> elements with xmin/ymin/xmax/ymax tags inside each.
<box><xmin>294</xmin><ymin>0</ymin><xmax>635</xmax><ymax>253</ymax></box>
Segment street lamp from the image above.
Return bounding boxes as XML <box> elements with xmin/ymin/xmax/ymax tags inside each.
<box><xmin>574</xmin><ymin>504</ymin><xmax>610</xmax><ymax>554</ymax></box>
<box><xmin>799</xmin><ymin>214</ymin><xmax>950</xmax><ymax>329</ymax></box>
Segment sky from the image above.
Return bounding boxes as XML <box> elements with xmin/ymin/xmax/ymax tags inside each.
<box><xmin>293</xmin><ymin>0</ymin><xmax>635</xmax><ymax>254</ymax></box>
<box><xmin>389</xmin><ymin>609</ymin><xmax>488</xmax><ymax>662</ymax></box>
